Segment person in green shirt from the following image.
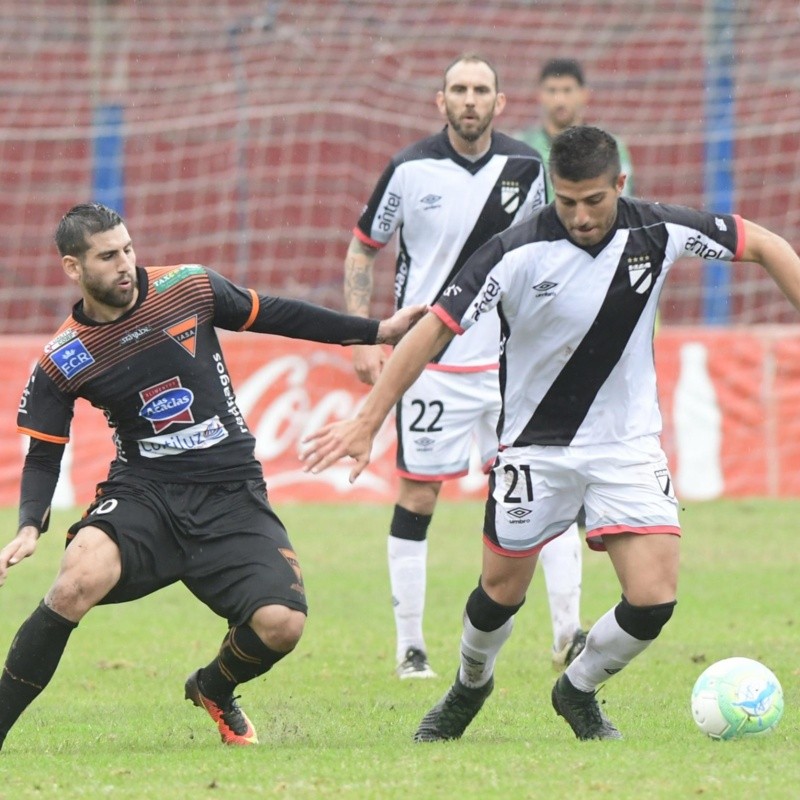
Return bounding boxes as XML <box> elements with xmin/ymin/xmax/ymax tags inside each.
<box><xmin>519</xmin><ymin>58</ymin><xmax>634</xmax><ymax>198</ymax></box>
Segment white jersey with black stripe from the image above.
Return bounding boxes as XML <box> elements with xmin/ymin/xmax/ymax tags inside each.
<box><xmin>354</xmin><ymin>128</ymin><xmax>547</xmax><ymax>369</ymax></box>
<box><xmin>433</xmin><ymin>197</ymin><xmax>744</xmax><ymax>446</ymax></box>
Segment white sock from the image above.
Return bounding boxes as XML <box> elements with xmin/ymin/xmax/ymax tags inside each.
<box><xmin>388</xmin><ymin>536</ymin><xmax>428</xmax><ymax>663</ymax></box>
<box><xmin>458</xmin><ymin>614</ymin><xmax>515</xmax><ymax>689</ymax></box>
<box><xmin>565</xmin><ymin>606</ymin><xmax>652</xmax><ymax>692</ymax></box>
<box><xmin>538</xmin><ymin>522</ymin><xmax>583</xmax><ymax>652</ymax></box>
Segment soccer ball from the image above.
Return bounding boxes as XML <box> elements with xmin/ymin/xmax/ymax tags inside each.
<box><xmin>691</xmin><ymin>657</ymin><xmax>784</xmax><ymax>740</ymax></box>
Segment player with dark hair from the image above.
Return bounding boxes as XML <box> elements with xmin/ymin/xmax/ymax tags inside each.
<box><xmin>0</xmin><ymin>202</ymin><xmax>424</xmax><ymax>752</ymax></box>
<box><xmin>343</xmin><ymin>53</ymin><xmax>584</xmax><ymax>679</ymax></box>
<box><xmin>303</xmin><ymin>126</ymin><xmax>800</xmax><ymax>741</ymax></box>
<box><xmin>519</xmin><ymin>58</ymin><xmax>634</xmax><ymax>198</ymax></box>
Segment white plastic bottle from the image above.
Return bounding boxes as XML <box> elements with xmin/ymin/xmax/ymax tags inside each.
<box><xmin>673</xmin><ymin>341</ymin><xmax>724</xmax><ymax>500</ymax></box>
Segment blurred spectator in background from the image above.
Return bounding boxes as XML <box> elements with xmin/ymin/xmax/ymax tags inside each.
<box><xmin>519</xmin><ymin>58</ymin><xmax>634</xmax><ymax>198</ymax></box>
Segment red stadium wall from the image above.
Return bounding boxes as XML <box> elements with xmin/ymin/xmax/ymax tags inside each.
<box><xmin>3</xmin><ymin>1</ymin><xmax>800</xmax><ymax>334</ymax></box>
<box><xmin>2</xmin><ymin>329</ymin><xmax>800</xmax><ymax>514</ymax></box>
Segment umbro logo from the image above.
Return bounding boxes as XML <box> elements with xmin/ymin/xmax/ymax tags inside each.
<box><xmin>506</xmin><ymin>507</ymin><xmax>532</xmax><ymax>519</ymax></box>
<box><xmin>414</xmin><ymin>437</ymin><xmax>435</xmax><ymax>448</ymax></box>
<box><xmin>420</xmin><ymin>194</ymin><xmax>442</xmax><ymax>209</ymax></box>
<box><xmin>532</xmin><ymin>281</ymin><xmax>557</xmax><ymax>296</ymax></box>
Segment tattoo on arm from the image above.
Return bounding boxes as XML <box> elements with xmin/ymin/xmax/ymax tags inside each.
<box><xmin>344</xmin><ymin>238</ymin><xmax>378</xmax><ymax>317</ymax></box>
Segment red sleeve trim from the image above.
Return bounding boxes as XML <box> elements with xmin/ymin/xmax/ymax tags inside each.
<box><xmin>733</xmin><ymin>214</ymin><xmax>745</xmax><ymax>260</ymax></box>
<box><xmin>17</xmin><ymin>426</ymin><xmax>69</xmax><ymax>445</ymax></box>
<box><xmin>239</xmin><ymin>289</ymin><xmax>260</xmax><ymax>331</ymax></box>
<box><xmin>431</xmin><ymin>304</ymin><xmax>464</xmax><ymax>334</ymax></box>
<box><xmin>353</xmin><ymin>226</ymin><xmax>384</xmax><ymax>250</ymax></box>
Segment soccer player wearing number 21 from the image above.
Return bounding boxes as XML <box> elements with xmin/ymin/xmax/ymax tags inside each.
<box><xmin>303</xmin><ymin>126</ymin><xmax>800</xmax><ymax>741</ymax></box>
<box><xmin>0</xmin><ymin>203</ymin><xmax>424</xmax><ymax>752</ymax></box>
<box><xmin>344</xmin><ymin>53</ymin><xmax>586</xmax><ymax>680</ymax></box>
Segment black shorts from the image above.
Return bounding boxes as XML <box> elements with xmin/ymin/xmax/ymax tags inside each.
<box><xmin>68</xmin><ymin>477</ymin><xmax>308</xmax><ymax>626</ymax></box>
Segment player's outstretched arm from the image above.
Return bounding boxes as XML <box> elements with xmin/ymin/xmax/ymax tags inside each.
<box><xmin>741</xmin><ymin>219</ymin><xmax>800</xmax><ymax>313</ymax></box>
<box><xmin>301</xmin><ymin>312</ymin><xmax>455</xmax><ymax>482</ymax></box>
<box><xmin>0</xmin><ymin>526</ymin><xmax>40</xmax><ymax>588</ymax></box>
<box><xmin>375</xmin><ymin>304</ymin><xmax>427</xmax><ymax>345</ymax></box>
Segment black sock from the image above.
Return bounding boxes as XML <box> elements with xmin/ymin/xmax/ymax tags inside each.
<box><xmin>0</xmin><ymin>601</ymin><xmax>78</xmax><ymax>748</ymax></box>
<box><xmin>199</xmin><ymin>624</ymin><xmax>289</xmax><ymax>701</ymax></box>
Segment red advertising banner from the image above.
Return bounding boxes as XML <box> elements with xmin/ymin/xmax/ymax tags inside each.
<box><xmin>2</xmin><ymin>327</ymin><xmax>800</xmax><ymax>511</ymax></box>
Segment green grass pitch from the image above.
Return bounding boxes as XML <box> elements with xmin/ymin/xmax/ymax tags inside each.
<box><xmin>0</xmin><ymin>499</ymin><xmax>797</xmax><ymax>799</ymax></box>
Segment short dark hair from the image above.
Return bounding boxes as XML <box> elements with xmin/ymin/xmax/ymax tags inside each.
<box><xmin>539</xmin><ymin>58</ymin><xmax>585</xmax><ymax>86</ymax></box>
<box><xmin>549</xmin><ymin>126</ymin><xmax>620</xmax><ymax>184</ymax></box>
<box><xmin>443</xmin><ymin>53</ymin><xmax>499</xmax><ymax>92</ymax></box>
<box><xmin>55</xmin><ymin>203</ymin><xmax>124</xmax><ymax>258</ymax></box>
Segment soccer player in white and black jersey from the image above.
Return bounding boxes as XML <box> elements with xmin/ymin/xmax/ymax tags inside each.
<box><xmin>344</xmin><ymin>54</ymin><xmax>587</xmax><ymax>679</ymax></box>
<box><xmin>0</xmin><ymin>203</ymin><xmax>424</xmax><ymax>753</ymax></box>
<box><xmin>304</xmin><ymin>126</ymin><xmax>800</xmax><ymax>740</ymax></box>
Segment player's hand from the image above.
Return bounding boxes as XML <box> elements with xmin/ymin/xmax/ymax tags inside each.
<box><xmin>301</xmin><ymin>418</ymin><xmax>375</xmax><ymax>483</ymax></box>
<box><xmin>375</xmin><ymin>304</ymin><xmax>427</xmax><ymax>345</ymax></box>
<box><xmin>351</xmin><ymin>344</ymin><xmax>386</xmax><ymax>385</ymax></box>
<box><xmin>0</xmin><ymin>526</ymin><xmax>40</xmax><ymax>588</ymax></box>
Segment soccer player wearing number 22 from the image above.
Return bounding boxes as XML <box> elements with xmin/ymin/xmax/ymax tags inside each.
<box><xmin>303</xmin><ymin>126</ymin><xmax>800</xmax><ymax>741</ymax></box>
<box><xmin>344</xmin><ymin>54</ymin><xmax>586</xmax><ymax>680</ymax></box>
<box><xmin>0</xmin><ymin>202</ymin><xmax>424</xmax><ymax>752</ymax></box>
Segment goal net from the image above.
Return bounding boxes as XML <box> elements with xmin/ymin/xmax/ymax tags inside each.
<box><xmin>2</xmin><ymin>0</ymin><xmax>799</xmax><ymax>334</ymax></box>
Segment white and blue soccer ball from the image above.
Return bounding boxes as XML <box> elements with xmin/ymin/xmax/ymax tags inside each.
<box><xmin>691</xmin><ymin>657</ymin><xmax>784</xmax><ymax>740</ymax></box>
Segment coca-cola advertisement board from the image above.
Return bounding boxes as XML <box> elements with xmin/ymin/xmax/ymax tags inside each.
<box><xmin>1</xmin><ymin>328</ymin><xmax>800</xmax><ymax>509</ymax></box>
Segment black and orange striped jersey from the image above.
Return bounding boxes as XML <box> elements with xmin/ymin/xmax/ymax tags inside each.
<box><xmin>18</xmin><ymin>265</ymin><xmax>378</xmax><ymax>488</ymax></box>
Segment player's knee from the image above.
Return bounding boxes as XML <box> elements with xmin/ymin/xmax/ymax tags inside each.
<box><xmin>465</xmin><ymin>581</ymin><xmax>525</xmax><ymax>632</ymax></box>
<box><xmin>614</xmin><ymin>595</ymin><xmax>676</xmax><ymax>641</ymax></box>
<box><xmin>389</xmin><ymin>504</ymin><xmax>432</xmax><ymax>542</ymax></box>
<box><xmin>249</xmin><ymin>605</ymin><xmax>305</xmax><ymax>652</ymax></box>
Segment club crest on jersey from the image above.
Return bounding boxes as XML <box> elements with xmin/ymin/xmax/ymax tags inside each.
<box><xmin>139</xmin><ymin>376</ymin><xmax>195</xmax><ymax>433</ymax></box>
<box><xmin>49</xmin><ymin>338</ymin><xmax>95</xmax><ymax>379</ymax></box>
<box><xmin>655</xmin><ymin>468</ymin><xmax>674</xmax><ymax>498</ymax></box>
<box><xmin>500</xmin><ymin>180</ymin><xmax>521</xmax><ymax>214</ymax></box>
<box><xmin>165</xmin><ymin>315</ymin><xmax>198</xmax><ymax>357</ymax></box>
<box><xmin>627</xmin><ymin>254</ymin><xmax>654</xmax><ymax>294</ymax></box>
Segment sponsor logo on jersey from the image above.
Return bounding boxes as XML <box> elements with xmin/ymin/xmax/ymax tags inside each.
<box><xmin>44</xmin><ymin>328</ymin><xmax>77</xmax><ymax>355</ymax></box>
<box><xmin>50</xmin><ymin>338</ymin><xmax>95</xmax><ymax>379</ymax></box>
<box><xmin>470</xmin><ymin>276</ymin><xmax>501</xmax><ymax>322</ymax></box>
<box><xmin>413</xmin><ymin>436</ymin><xmax>435</xmax><ymax>451</ymax></box>
<box><xmin>165</xmin><ymin>315</ymin><xmax>198</xmax><ymax>357</ymax></box>
<box><xmin>119</xmin><ymin>326</ymin><xmax>152</xmax><ymax>346</ymax></box>
<box><xmin>506</xmin><ymin>506</ymin><xmax>532</xmax><ymax>523</ymax></box>
<box><xmin>420</xmin><ymin>194</ymin><xmax>441</xmax><ymax>210</ymax></box>
<box><xmin>377</xmin><ymin>191</ymin><xmax>401</xmax><ymax>233</ymax></box>
<box><xmin>137</xmin><ymin>415</ymin><xmax>228</xmax><ymax>458</ymax></box>
<box><xmin>500</xmin><ymin>180</ymin><xmax>521</xmax><ymax>214</ymax></box>
<box><xmin>532</xmin><ymin>280</ymin><xmax>557</xmax><ymax>297</ymax></box>
<box><xmin>627</xmin><ymin>254</ymin><xmax>654</xmax><ymax>294</ymax></box>
<box><xmin>152</xmin><ymin>264</ymin><xmax>204</xmax><ymax>293</ymax></box>
<box><xmin>138</xmin><ymin>376</ymin><xmax>195</xmax><ymax>433</ymax></box>
<box><xmin>442</xmin><ymin>284</ymin><xmax>462</xmax><ymax>297</ymax></box>
<box><xmin>684</xmin><ymin>235</ymin><xmax>725</xmax><ymax>260</ymax></box>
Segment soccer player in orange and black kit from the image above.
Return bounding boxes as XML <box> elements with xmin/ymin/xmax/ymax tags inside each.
<box><xmin>0</xmin><ymin>203</ymin><xmax>424</xmax><ymax>752</ymax></box>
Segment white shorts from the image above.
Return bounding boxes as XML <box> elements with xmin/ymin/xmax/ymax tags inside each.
<box><xmin>483</xmin><ymin>434</ymin><xmax>680</xmax><ymax>555</ymax></box>
<box><xmin>396</xmin><ymin>367</ymin><xmax>500</xmax><ymax>481</ymax></box>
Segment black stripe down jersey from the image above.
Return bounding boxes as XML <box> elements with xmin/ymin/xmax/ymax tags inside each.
<box><xmin>355</xmin><ymin>128</ymin><xmax>547</xmax><ymax>367</ymax></box>
<box><xmin>432</xmin><ymin>197</ymin><xmax>743</xmax><ymax>446</ymax></box>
